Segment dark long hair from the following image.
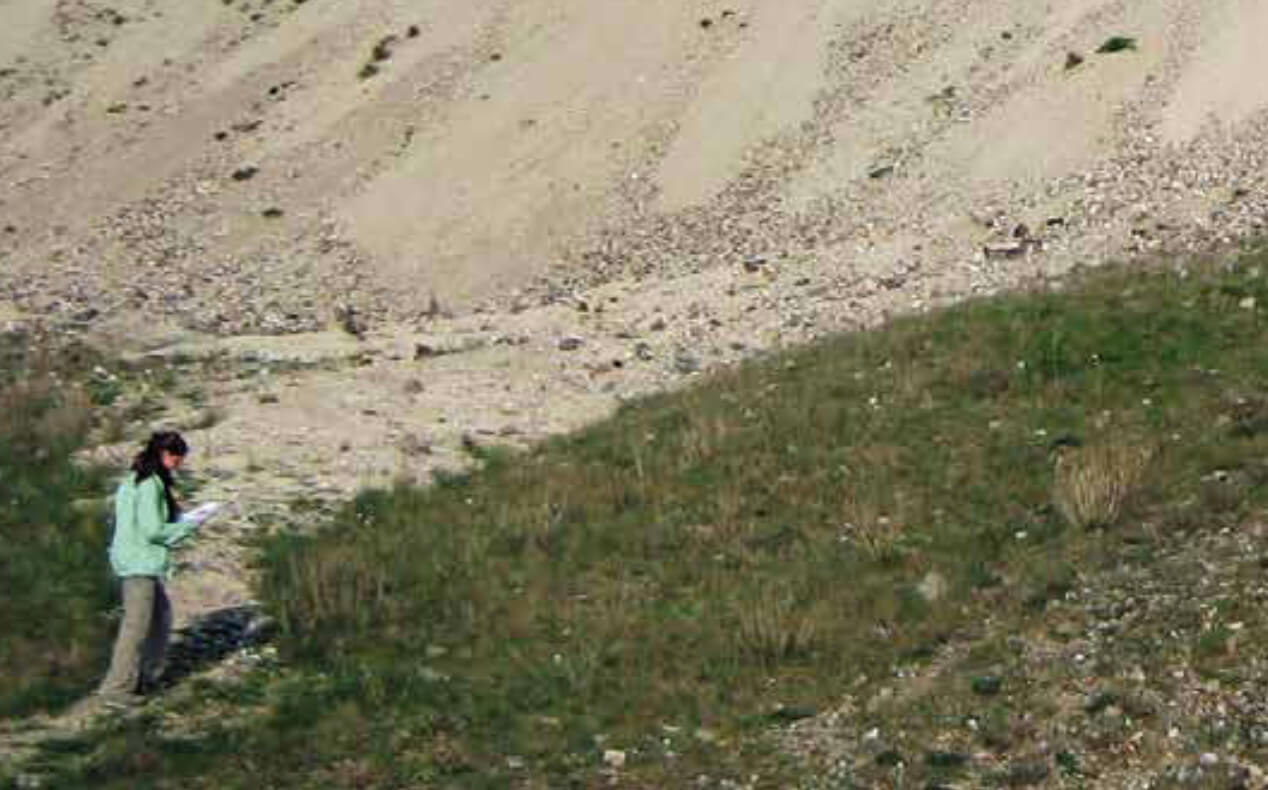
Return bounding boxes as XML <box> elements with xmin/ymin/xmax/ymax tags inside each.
<box><xmin>131</xmin><ymin>432</ymin><xmax>188</xmax><ymax>522</ymax></box>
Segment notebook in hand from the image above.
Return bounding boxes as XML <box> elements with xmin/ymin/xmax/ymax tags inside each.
<box><xmin>180</xmin><ymin>502</ymin><xmax>222</xmax><ymax>526</ymax></box>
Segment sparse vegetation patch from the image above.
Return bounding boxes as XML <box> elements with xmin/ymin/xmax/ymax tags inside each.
<box><xmin>0</xmin><ymin>336</ymin><xmax>114</xmax><ymax>719</ymax></box>
<box><xmin>1097</xmin><ymin>36</ymin><xmax>1138</xmax><ymax>54</ymax></box>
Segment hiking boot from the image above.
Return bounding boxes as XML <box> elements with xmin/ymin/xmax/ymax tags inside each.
<box><xmin>98</xmin><ymin>693</ymin><xmax>146</xmax><ymax>711</ymax></box>
<box><xmin>136</xmin><ymin>676</ymin><xmax>164</xmax><ymax>696</ymax></box>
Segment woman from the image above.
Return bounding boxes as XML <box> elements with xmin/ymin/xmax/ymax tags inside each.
<box><xmin>97</xmin><ymin>431</ymin><xmax>198</xmax><ymax>707</ymax></box>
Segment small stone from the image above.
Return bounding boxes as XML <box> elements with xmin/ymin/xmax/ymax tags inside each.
<box><xmin>398</xmin><ymin>434</ymin><xmax>431</xmax><ymax>456</ymax></box>
<box><xmin>335</xmin><ymin>304</ymin><xmax>365</xmax><ymax>337</ymax></box>
<box><xmin>1084</xmin><ymin>691</ymin><xmax>1117</xmax><ymax>713</ymax></box>
<box><xmin>868</xmin><ymin>164</ymin><xmax>895</xmax><ymax>180</ymax></box>
<box><xmin>983</xmin><ymin>241</ymin><xmax>1027</xmax><ymax>260</ymax></box>
<box><xmin>1239</xmin><ymin>296</ymin><xmax>1256</xmax><ymax>310</ymax></box>
<box><xmin>558</xmin><ymin>336</ymin><xmax>584</xmax><ymax>351</ymax></box>
<box><xmin>917</xmin><ymin>570</ymin><xmax>947</xmax><ymax>602</ymax></box>
<box><xmin>261</xmin><ymin>207</ymin><xmax>284</xmax><ymax>219</ymax></box>
<box><xmin>674</xmin><ymin>351</ymin><xmax>702</xmax><ymax>374</ymax></box>
<box><xmin>1199</xmin><ymin>753</ymin><xmax>1219</xmax><ymax>768</ymax></box>
<box><xmin>603</xmin><ymin>749</ymin><xmax>626</xmax><ymax>769</ymax></box>
<box><xmin>232</xmin><ymin>165</ymin><xmax>259</xmax><ymax>181</ymax></box>
<box><xmin>1064</xmin><ymin>51</ymin><xmax>1085</xmax><ymax>70</ymax></box>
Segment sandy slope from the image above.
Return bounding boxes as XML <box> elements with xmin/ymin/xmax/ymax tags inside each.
<box><xmin>0</xmin><ymin>0</ymin><xmax>1265</xmax><ymax>342</ymax></box>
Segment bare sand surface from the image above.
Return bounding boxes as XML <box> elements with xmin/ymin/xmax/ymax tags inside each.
<box><xmin>0</xmin><ymin>0</ymin><xmax>1264</xmax><ymax>336</ymax></box>
<box><xmin>1</xmin><ymin>0</ymin><xmax>1268</xmax><ymax>725</ymax></box>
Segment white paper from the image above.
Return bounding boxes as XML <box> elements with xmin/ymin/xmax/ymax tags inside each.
<box><xmin>180</xmin><ymin>502</ymin><xmax>222</xmax><ymax>526</ymax></box>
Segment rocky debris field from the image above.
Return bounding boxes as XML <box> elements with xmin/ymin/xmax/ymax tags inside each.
<box><xmin>1</xmin><ymin>0</ymin><xmax>1266</xmax><ymax>338</ymax></box>
<box><xmin>785</xmin><ymin>522</ymin><xmax>1268</xmax><ymax>788</ymax></box>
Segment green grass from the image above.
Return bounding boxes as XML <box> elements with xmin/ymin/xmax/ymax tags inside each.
<box><xmin>0</xmin><ymin>337</ymin><xmax>115</xmax><ymax>718</ymax></box>
<box><xmin>23</xmin><ymin>251</ymin><xmax>1268</xmax><ymax>787</ymax></box>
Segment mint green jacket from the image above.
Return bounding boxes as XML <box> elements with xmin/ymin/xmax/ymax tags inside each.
<box><xmin>108</xmin><ymin>475</ymin><xmax>196</xmax><ymax>578</ymax></box>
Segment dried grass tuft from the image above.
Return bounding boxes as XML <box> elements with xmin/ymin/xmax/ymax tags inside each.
<box><xmin>1052</xmin><ymin>441</ymin><xmax>1152</xmax><ymax>529</ymax></box>
<box><xmin>736</xmin><ymin>582</ymin><xmax>823</xmax><ymax>665</ymax></box>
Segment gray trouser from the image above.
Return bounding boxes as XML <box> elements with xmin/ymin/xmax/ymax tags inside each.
<box><xmin>98</xmin><ymin>576</ymin><xmax>172</xmax><ymax>697</ymax></box>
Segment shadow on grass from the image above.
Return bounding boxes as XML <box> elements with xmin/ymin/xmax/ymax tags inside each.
<box><xmin>157</xmin><ymin>606</ymin><xmax>277</xmax><ymax>691</ymax></box>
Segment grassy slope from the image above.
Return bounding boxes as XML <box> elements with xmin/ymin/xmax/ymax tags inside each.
<box><xmin>0</xmin><ymin>340</ymin><xmax>116</xmax><ymax>718</ymax></box>
<box><xmin>21</xmin><ymin>251</ymin><xmax>1268</xmax><ymax>788</ymax></box>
